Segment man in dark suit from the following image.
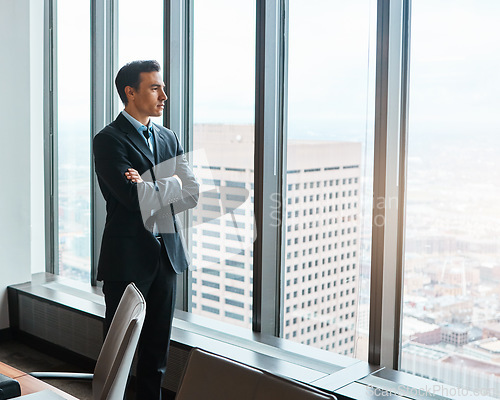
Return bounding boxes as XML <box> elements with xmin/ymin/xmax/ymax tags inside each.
<box><xmin>93</xmin><ymin>60</ymin><xmax>199</xmax><ymax>400</ymax></box>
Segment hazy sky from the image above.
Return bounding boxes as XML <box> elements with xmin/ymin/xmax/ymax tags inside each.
<box><xmin>57</xmin><ymin>0</ymin><xmax>500</xmax><ymax>142</ymax></box>
<box><xmin>410</xmin><ymin>0</ymin><xmax>500</xmax><ymax>138</ymax></box>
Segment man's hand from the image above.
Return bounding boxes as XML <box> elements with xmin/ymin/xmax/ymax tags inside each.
<box><xmin>125</xmin><ymin>168</ymin><xmax>143</xmax><ymax>183</ymax></box>
<box><xmin>125</xmin><ymin>169</ymin><xmax>181</xmax><ymax>187</ymax></box>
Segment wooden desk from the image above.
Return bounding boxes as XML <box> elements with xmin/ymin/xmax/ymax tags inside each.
<box><xmin>0</xmin><ymin>361</ymin><xmax>78</xmax><ymax>400</ymax></box>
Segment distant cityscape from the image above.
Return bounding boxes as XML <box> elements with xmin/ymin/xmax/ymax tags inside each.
<box><xmin>58</xmin><ymin>127</ymin><xmax>91</xmax><ymax>283</ymax></box>
<box><xmin>58</xmin><ymin>123</ymin><xmax>500</xmax><ymax>397</ymax></box>
<box><xmin>400</xmin><ymin>134</ymin><xmax>500</xmax><ymax>397</ymax></box>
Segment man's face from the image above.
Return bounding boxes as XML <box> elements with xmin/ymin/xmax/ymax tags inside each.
<box><xmin>128</xmin><ymin>71</ymin><xmax>167</xmax><ymax>119</ymax></box>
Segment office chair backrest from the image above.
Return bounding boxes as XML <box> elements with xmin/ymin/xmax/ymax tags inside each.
<box><xmin>176</xmin><ymin>348</ymin><xmax>336</xmax><ymax>400</ymax></box>
<box><xmin>176</xmin><ymin>348</ymin><xmax>263</xmax><ymax>400</ymax></box>
<box><xmin>93</xmin><ymin>283</ymin><xmax>146</xmax><ymax>400</ymax></box>
<box><xmin>256</xmin><ymin>370</ymin><xmax>336</xmax><ymax>400</ymax></box>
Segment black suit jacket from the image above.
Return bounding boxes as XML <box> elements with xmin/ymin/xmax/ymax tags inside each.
<box><xmin>93</xmin><ymin>113</ymin><xmax>199</xmax><ymax>281</ymax></box>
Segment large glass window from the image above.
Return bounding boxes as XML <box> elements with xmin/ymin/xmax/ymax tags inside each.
<box><xmin>402</xmin><ymin>1</ymin><xmax>500</xmax><ymax>396</ymax></box>
<box><xmin>56</xmin><ymin>0</ymin><xmax>91</xmax><ymax>282</ymax></box>
<box><xmin>117</xmin><ymin>0</ymin><xmax>164</xmax><ymax>121</ymax></box>
<box><xmin>190</xmin><ymin>0</ymin><xmax>256</xmax><ymax>328</ymax></box>
<box><xmin>282</xmin><ymin>0</ymin><xmax>376</xmax><ymax>359</ymax></box>
<box><xmin>118</xmin><ymin>0</ymin><xmax>163</xmax><ymax>68</ymax></box>
<box><xmin>48</xmin><ymin>3</ymin><xmax>500</xmax><ymax>393</ymax></box>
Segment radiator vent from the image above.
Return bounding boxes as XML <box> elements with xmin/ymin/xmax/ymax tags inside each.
<box><xmin>164</xmin><ymin>345</ymin><xmax>190</xmax><ymax>392</ymax></box>
<box><xmin>18</xmin><ymin>294</ymin><xmax>102</xmax><ymax>360</ymax></box>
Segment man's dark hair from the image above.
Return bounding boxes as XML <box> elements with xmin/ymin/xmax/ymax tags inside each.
<box><xmin>115</xmin><ymin>60</ymin><xmax>161</xmax><ymax>105</ymax></box>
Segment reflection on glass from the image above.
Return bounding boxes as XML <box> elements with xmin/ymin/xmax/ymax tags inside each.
<box><xmin>402</xmin><ymin>1</ymin><xmax>500</xmax><ymax>396</ymax></box>
<box><xmin>57</xmin><ymin>0</ymin><xmax>91</xmax><ymax>282</ymax></box>
<box><xmin>283</xmin><ymin>0</ymin><xmax>376</xmax><ymax>359</ymax></box>
<box><xmin>190</xmin><ymin>0</ymin><xmax>256</xmax><ymax>328</ymax></box>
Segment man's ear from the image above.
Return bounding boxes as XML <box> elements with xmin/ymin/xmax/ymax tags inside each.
<box><xmin>125</xmin><ymin>85</ymin><xmax>135</xmax><ymax>102</ymax></box>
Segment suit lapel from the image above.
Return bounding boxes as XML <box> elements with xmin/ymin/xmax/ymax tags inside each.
<box><xmin>116</xmin><ymin>113</ymin><xmax>155</xmax><ymax>166</ymax></box>
<box><xmin>152</xmin><ymin>124</ymin><xmax>172</xmax><ymax>163</ymax></box>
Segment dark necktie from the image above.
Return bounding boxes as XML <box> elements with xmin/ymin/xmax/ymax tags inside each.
<box><xmin>141</xmin><ymin>125</ymin><xmax>153</xmax><ymax>153</ymax></box>
<box><xmin>141</xmin><ymin>125</ymin><xmax>151</xmax><ymax>140</ymax></box>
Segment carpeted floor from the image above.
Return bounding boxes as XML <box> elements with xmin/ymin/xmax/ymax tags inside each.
<box><xmin>0</xmin><ymin>338</ymin><xmax>135</xmax><ymax>399</ymax></box>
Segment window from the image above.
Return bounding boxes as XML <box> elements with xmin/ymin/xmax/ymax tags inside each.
<box><xmin>203</xmin><ymin>230</ymin><xmax>220</xmax><ymax>238</ymax></box>
<box><xmin>118</xmin><ymin>0</ymin><xmax>163</xmax><ymax>122</ymax></box>
<box><xmin>225</xmin><ymin>311</ymin><xmax>244</xmax><ymax>321</ymax></box>
<box><xmin>118</xmin><ymin>0</ymin><xmax>163</xmax><ymax>69</ymax></box>
<box><xmin>226</xmin><ymin>181</ymin><xmax>246</xmax><ymax>188</ymax></box>
<box><xmin>202</xmin><ymin>280</ymin><xmax>220</xmax><ymax>289</ymax></box>
<box><xmin>202</xmin><ymin>305</ymin><xmax>220</xmax><ymax>315</ymax></box>
<box><xmin>226</xmin><ymin>233</ymin><xmax>245</xmax><ymax>242</ymax></box>
<box><xmin>225</xmin><ymin>259</ymin><xmax>245</xmax><ymax>268</ymax></box>
<box><xmin>202</xmin><ymin>293</ymin><xmax>220</xmax><ymax>302</ymax></box>
<box><xmin>225</xmin><ymin>299</ymin><xmax>244</xmax><ymax>308</ymax></box>
<box><xmin>202</xmin><ymin>268</ymin><xmax>220</xmax><ymax>277</ymax></box>
<box><xmin>56</xmin><ymin>0</ymin><xmax>91</xmax><ymax>282</ymax></box>
<box><xmin>226</xmin><ymin>194</ymin><xmax>247</xmax><ymax>202</ymax></box>
<box><xmin>202</xmin><ymin>243</ymin><xmax>220</xmax><ymax>251</ymax></box>
<box><xmin>203</xmin><ymin>192</ymin><xmax>221</xmax><ymax>199</ymax></box>
<box><xmin>226</xmin><ymin>273</ymin><xmax>245</xmax><ymax>282</ymax></box>
<box><xmin>203</xmin><ymin>204</ymin><xmax>221</xmax><ymax>212</ymax></box>
<box><xmin>402</xmin><ymin>0</ymin><xmax>500</xmax><ymax>394</ymax></box>
<box><xmin>226</xmin><ymin>285</ymin><xmax>245</xmax><ymax>295</ymax></box>
<box><xmin>282</xmin><ymin>0</ymin><xmax>375</xmax><ymax>360</ymax></box>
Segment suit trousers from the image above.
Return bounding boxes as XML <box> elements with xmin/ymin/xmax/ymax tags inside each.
<box><xmin>102</xmin><ymin>239</ymin><xmax>177</xmax><ymax>400</ymax></box>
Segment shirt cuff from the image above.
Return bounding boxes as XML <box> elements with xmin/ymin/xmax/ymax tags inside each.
<box><xmin>173</xmin><ymin>175</ymin><xmax>183</xmax><ymax>189</ymax></box>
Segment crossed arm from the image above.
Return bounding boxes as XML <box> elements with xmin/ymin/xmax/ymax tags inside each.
<box><xmin>94</xmin><ymin>132</ymin><xmax>199</xmax><ymax>217</ymax></box>
<box><xmin>125</xmin><ymin>169</ymin><xmax>181</xmax><ymax>188</ymax></box>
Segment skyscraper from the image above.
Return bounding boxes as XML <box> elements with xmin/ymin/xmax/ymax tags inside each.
<box><xmin>191</xmin><ymin>124</ymin><xmax>361</xmax><ymax>356</ymax></box>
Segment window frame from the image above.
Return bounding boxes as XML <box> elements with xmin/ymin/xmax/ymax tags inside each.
<box><xmin>252</xmin><ymin>0</ymin><xmax>287</xmax><ymax>336</ymax></box>
<box><xmin>167</xmin><ymin>0</ymin><xmax>198</xmax><ymax>312</ymax></box>
<box><xmin>44</xmin><ymin>0</ymin><xmax>57</xmax><ymax>276</ymax></box>
<box><xmin>369</xmin><ymin>0</ymin><xmax>411</xmax><ymax>369</ymax></box>
<box><xmin>91</xmin><ymin>0</ymin><xmax>118</xmax><ymax>286</ymax></box>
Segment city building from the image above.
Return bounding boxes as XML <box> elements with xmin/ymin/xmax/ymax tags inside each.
<box><xmin>441</xmin><ymin>324</ymin><xmax>469</xmax><ymax>346</ymax></box>
<box><xmin>402</xmin><ymin>317</ymin><xmax>441</xmax><ymax>345</ymax></box>
<box><xmin>190</xmin><ymin>124</ymin><xmax>361</xmax><ymax>355</ymax></box>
